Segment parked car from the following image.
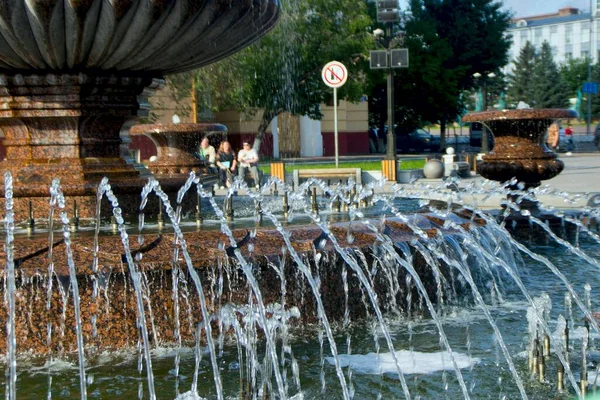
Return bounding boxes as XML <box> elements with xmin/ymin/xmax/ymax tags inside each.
<box><xmin>595</xmin><ymin>123</ymin><xmax>600</xmax><ymax>150</ymax></box>
<box><xmin>396</xmin><ymin>128</ymin><xmax>440</xmax><ymax>153</ymax></box>
<box><xmin>468</xmin><ymin>122</ymin><xmax>495</xmax><ymax>150</ymax></box>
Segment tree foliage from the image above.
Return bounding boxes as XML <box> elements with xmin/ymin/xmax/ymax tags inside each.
<box><xmin>386</xmin><ymin>0</ymin><xmax>511</xmax><ymax>149</ymax></box>
<box><xmin>167</xmin><ymin>0</ymin><xmax>374</xmax><ymax>154</ymax></box>
<box><xmin>507</xmin><ymin>41</ymin><xmax>536</xmax><ymax>105</ymax></box>
<box><xmin>531</xmin><ymin>42</ymin><xmax>567</xmax><ymax>108</ymax></box>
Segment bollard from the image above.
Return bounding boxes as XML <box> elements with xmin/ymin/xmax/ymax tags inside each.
<box><xmin>195</xmin><ymin>192</ymin><xmax>203</xmax><ymax>226</ymax></box>
<box><xmin>273</xmin><ymin>183</ymin><xmax>279</xmax><ymax>197</ymax></box>
<box><xmin>311</xmin><ymin>187</ymin><xmax>319</xmax><ymax>215</ymax></box>
<box><xmin>283</xmin><ymin>191</ymin><xmax>289</xmax><ymax>218</ymax></box>
<box><xmin>332</xmin><ymin>196</ymin><xmax>341</xmax><ymax>213</ymax></box>
<box><xmin>585</xmin><ymin>319</ymin><xmax>591</xmax><ymax>347</ymax></box>
<box><xmin>225</xmin><ymin>195</ymin><xmax>234</xmax><ymax>222</ymax></box>
<box><xmin>111</xmin><ymin>215</ymin><xmax>118</xmax><ymax>233</ymax></box>
<box><xmin>557</xmin><ymin>359</ymin><xmax>564</xmax><ymax>392</ymax></box>
<box><xmin>70</xmin><ymin>200</ymin><xmax>79</xmax><ymax>232</ymax></box>
<box><xmin>27</xmin><ymin>200</ymin><xmax>35</xmax><ymax>232</ymax></box>
<box><xmin>157</xmin><ymin>198</ymin><xmax>164</xmax><ymax>229</ymax></box>
<box><xmin>352</xmin><ymin>185</ymin><xmax>358</xmax><ymax>208</ymax></box>
<box><xmin>532</xmin><ymin>338</ymin><xmax>539</xmax><ymax>374</ymax></box>
<box><xmin>255</xmin><ymin>199</ymin><xmax>263</xmax><ymax>225</ymax></box>
<box><xmin>544</xmin><ymin>334</ymin><xmax>551</xmax><ymax>359</ymax></box>
<box><xmin>538</xmin><ymin>350</ymin><xmax>545</xmax><ymax>382</ymax></box>
<box><xmin>565</xmin><ymin>321</ymin><xmax>570</xmax><ymax>357</ymax></box>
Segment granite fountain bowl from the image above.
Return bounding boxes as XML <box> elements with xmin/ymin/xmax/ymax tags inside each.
<box><xmin>0</xmin><ymin>0</ymin><xmax>280</xmax><ymax>74</ymax></box>
<box><xmin>462</xmin><ymin>109</ymin><xmax>577</xmax><ymax>187</ymax></box>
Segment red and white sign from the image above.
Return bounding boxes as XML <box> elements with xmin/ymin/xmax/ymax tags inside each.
<box><xmin>321</xmin><ymin>61</ymin><xmax>348</xmax><ymax>88</ymax></box>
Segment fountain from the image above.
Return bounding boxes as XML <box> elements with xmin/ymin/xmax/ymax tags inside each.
<box><xmin>0</xmin><ymin>2</ymin><xmax>600</xmax><ymax>400</ymax></box>
<box><xmin>0</xmin><ymin>0</ymin><xmax>279</xmax><ymax>219</ymax></box>
<box><xmin>461</xmin><ymin>109</ymin><xmax>576</xmax><ymax>188</ymax></box>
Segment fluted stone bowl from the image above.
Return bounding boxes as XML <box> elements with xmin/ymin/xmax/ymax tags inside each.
<box><xmin>0</xmin><ymin>0</ymin><xmax>280</xmax><ymax>74</ymax></box>
<box><xmin>462</xmin><ymin>109</ymin><xmax>577</xmax><ymax>186</ymax></box>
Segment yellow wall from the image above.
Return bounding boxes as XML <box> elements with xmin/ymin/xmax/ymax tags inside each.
<box><xmin>148</xmin><ymin>82</ymin><xmax>368</xmax><ymax>133</ymax></box>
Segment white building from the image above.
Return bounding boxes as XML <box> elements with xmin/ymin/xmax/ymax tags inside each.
<box><xmin>507</xmin><ymin>6</ymin><xmax>596</xmax><ymax>64</ymax></box>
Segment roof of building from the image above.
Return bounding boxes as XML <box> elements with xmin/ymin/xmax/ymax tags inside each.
<box><xmin>510</xmin><ymin>12</ymin><xmax>590</xmax><ymax>29</ymax></box>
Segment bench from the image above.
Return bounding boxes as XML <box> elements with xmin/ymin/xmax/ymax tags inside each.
<box><xmin>293</xmin><ymin>168</ymin><xmax>362</xmax><ymax>189</ymax></box>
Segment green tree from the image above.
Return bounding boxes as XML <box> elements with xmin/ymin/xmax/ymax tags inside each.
<box><xmin>560</xmin><ymin>57</ymin><xmax>590</xmax><ymax>96</ymax></box>
<box><xmin>165</xmin><ymin>0</ymin><xmax>373</xmax><ymax>155</ymax></box>
<box><xmin>590</xmin><ymin>63</ymin><xmax>600</xmax><ymax>118</ymax></box>
<box><xmin>237</xmin><ymin>0</ymin><xmax>373</xmax><ymax>152</ymax></box>
<box><xmin>390</xmin><ymin>0</ymin><xmax>511</xmax><ymax>149</ymax></box>
<box><xmin>531</xmin><ymin>41</ymin><xmax>567</xmax><ymax>108</ymax></box>
<box><xmin>507</xmin><ymin>41</ymin><xmax>536</xmax><ymax>105</ymax></box>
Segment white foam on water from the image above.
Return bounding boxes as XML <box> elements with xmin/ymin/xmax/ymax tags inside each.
<box><xmin>326</xmin><ymin>350</ymin><xmax>479</xmax><ymax>375</ymax></box>
<box><xmin>29</xmin><ymin>358</ymin><xmax>77</xmax><ymax>375</ymax></box>
<box><xmin>174</xmin><ymin>391</ymin><xmax>206</xmax><ymax>400</ymax></box>
<box><xmin>173</xmin><ymin>392</ymin><xmax>304</xmax><ymax>400</ymax></box>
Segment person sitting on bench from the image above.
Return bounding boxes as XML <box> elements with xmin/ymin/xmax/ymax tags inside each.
<box><xmin>237</xmin><ymin>140</ymin><xmax>260</xmax><ymax>189</ymax></box>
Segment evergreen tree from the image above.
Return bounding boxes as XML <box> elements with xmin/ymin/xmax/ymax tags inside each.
<box><xmin>590</xmin><ymin>63</ymin><xmax>600</xmax><ymax>118</ymax></box>
<box><xmin>389</xmin><ymin>0</ymin><xmax>511</xmax><ymax>149</ymax></box>
<box><xmin>531</xmin><ymin>42</ymin><xmax>567</xmax><ymax>108</ymax></box>
<box><xmin>507</xmin><ymin>41</ymin><xmax>536</xmax><ymax>105</ymax></box>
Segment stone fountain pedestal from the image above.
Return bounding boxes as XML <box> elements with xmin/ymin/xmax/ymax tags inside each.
<box><xmin>0</xmin><ymin>0</ymin><xmax>280</xmax><ymax>220</ymax></box>
<box><xmin>462</xmin><ymin>109</ymin><xmax>576</xmax><ymax>188</ymax></box>
<box><xmin>462</xmin><ymin>109</ymin><xmax>576</xmax><ymax>212</ymax></box>
<box><xmin>0</xmin><ymin>73</ymin><xmax>167</xmax><ymax>218</ymax></box>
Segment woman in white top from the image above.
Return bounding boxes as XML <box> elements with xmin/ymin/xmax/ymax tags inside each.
<box><xmin>237</xmin><ymin>141</ymin><xmax>260</xmax><ymax>188</ymax></box>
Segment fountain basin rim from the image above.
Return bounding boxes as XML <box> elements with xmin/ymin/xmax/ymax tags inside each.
<box><xmin>461</xmin><ymin>109</ymin><xmax>577</xmax><ymax>122</ymax></box>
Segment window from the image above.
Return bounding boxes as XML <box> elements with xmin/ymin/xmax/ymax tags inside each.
<box><xmin>550</xmin><ymin>26</ymin><xmax>558</xmax><ymax>34</ymax></box>
<box><xmin>534</xmin><ymin>27</ymin><xmax>542</xmax><ymax>37</ymax></box>
<box><xmin>582</xmin><ymin>21</ymin><xmax>591</xmax><ymax>42</ymax></box>
<box><xmin>582</xmin><ymin>50</ymin><xmax>589</xmax><ymax>59</ymax></box>
<box><xmin>520</xmin><ymin>30</ymin><xmax>528</xmax><ymax>40</ymax></box>
<box><xmin>565</xmin><ymin>52</ymin><xmax>572</xmax><ymax>59</ymax></box>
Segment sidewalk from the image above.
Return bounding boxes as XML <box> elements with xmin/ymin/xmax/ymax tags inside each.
<box><xmin>404</xmin><ymin>153</ymin><xmax>600</xmax><ymax>210</ymax></box>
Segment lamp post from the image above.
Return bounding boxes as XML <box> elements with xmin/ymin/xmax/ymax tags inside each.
<box><xmin>587</xmin><ymin>0</ymin><xmax>593</xmax><ymax>136</ymax></box>
<box><xmin>473</xmin><ymin>72</ymin><xmax>496</xmax><ymax>153</ymax></box>
<box><xmin>370</xmin><ymin>0</ymin><xmax>409</xmax><ymax>160</ymax></box>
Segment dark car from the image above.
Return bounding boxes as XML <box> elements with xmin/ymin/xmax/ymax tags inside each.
<box><xmin>469</xmin><ymin>122</ymin><xmax>495</xmax><ymax>150</ymax></box>
<box><xmin>396</xmin><ymin>128</ymin><xmax>440</xmax><ymax>153</ymax></box>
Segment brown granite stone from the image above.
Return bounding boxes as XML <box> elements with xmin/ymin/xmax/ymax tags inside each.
<box><xmin>130</xmin><ymin>123</ymin><xmax>227</xmax><ymax>177</ymax></box>
<box><xmin>462</xmin><ymin>109</ymin><xmax>572</xmax><ymax>187</ymax></box>
<box><xmin>0</xmin><ymin>212</ymin><xmax>474</xmax><ymax>353</ymax></box>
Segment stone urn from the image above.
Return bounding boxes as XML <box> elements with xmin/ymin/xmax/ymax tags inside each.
<box><xmin>461</xmin><ymin>109</ymin><xmax>576</xmax><ymax>188</ymax></box>
<box><xmin>130</xmin><ymin>123</ymin><xmax>227</xmax><ymax>177</ymax></box>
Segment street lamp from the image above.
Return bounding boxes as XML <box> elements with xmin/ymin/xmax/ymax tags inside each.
<box><xmin>473</xmin><ymin>71</ymin><xmax>496</xmax><ymax>153</ymax></box>
<box><xmin>369</xmin><ymin>0</ymin><xmax>409</xmax><ymax>160</ymax></box>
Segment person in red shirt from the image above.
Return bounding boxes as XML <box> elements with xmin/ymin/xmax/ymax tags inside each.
<box><xmin>565</xmin><ymin>125</ymin><xmax>574</xmax><ymax>153</ymax></box>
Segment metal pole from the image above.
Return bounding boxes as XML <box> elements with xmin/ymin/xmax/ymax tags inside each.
<box><xmin>334</xmin><ymin>87</ymin><xmax>339</xmax><ymax>168</ymax></box>
<box><xmin>191</xmin><ymin>76</ymin><xmax>198</xmax><ymax>124</ymax></box>
<box><xmin>481</xmin><ymin>79</ymin><xmax>489</xmax><ymax>153</ymax></box>
<box><xmin>588</xmin><ymin>0</ymin><xmax>593</xmax><ymax>136</ymax></box>
<box><xmin>386</xmin><ymin>22</ymin><xmax>396</xmax><ymax>160</ymax></box>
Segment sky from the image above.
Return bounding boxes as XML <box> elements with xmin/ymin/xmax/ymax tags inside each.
<box><xmin>501</xmin><ymin>0</ymin><xmax>589</xmax><ymax>18</ymax></box>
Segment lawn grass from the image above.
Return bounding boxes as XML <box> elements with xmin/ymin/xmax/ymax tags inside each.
<box><xmin>258</xmin><ymin>159</ymin><xmax>426</xmax><ymax>174</ymax></box>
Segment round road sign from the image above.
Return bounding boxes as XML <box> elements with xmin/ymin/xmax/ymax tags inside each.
<box><xmin>322</xmin><ymin>61</ymin><xmax>348</xmax><ymax>88</ymax></box>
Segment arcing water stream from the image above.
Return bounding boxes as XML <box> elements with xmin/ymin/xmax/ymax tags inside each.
<box><xmin>2</xmin><ymin>173</ymin><xmax>600</xmax><ymax>399</ymax></box>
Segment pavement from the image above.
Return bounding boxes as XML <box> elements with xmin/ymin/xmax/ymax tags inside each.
<box><xmin>215</xmin><ymin>151</ymin><xmax>600</xmax><ymax>210</ymax></box>
<box><xmin>408</xmin><ymin>153</ymin><xmax>600</xmax><ymax>210</ymax></box>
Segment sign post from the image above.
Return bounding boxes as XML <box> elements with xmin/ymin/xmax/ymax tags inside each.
<box><xmin>322</xmin><ymin>61</ymin><xmax>348</xmax><ymax>167</ymax></box>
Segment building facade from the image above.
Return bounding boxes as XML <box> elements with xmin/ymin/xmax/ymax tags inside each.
<box><xmin>508</xmin><ymin>7</ymin><xmax>597</xmax><ymax>65</ymax></box>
